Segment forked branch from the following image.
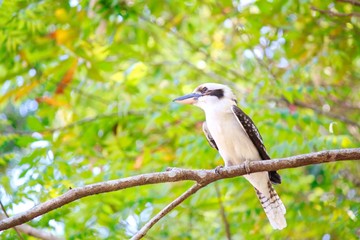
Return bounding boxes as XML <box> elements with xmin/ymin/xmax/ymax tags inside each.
<box><xmin>0</xmin><ymin>148</ymin><xmax>359</xmax><ymax>239</ymax></box>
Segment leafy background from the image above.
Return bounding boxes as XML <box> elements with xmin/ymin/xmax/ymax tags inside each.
<box><xmin>0</xmin><ymin>0</ymin><xmax>359</xmax><ymax>239</ymax></box>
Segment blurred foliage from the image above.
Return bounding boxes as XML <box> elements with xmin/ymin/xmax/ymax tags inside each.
<box><xmin>0</xmin><ymin>0</ymin><xmax>360</xmax><ymax>239</ymax></box>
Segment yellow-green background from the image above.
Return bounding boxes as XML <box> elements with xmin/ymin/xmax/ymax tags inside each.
<box><xmin>0</xmin><ymin>0</ymin><xmax>359</xmax><ymax>239</ymax></box>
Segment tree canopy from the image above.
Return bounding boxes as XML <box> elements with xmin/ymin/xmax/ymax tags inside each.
<box><xmin>0</xmin><ymin>0</ymin><xmax>359</xmax><ymax>239</ymax></box>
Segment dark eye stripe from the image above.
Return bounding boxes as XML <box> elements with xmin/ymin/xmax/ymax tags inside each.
<box><xmin>209</xmin><ymin>89</ymin><xmax>224</xmax><ymax>98</ymax></box>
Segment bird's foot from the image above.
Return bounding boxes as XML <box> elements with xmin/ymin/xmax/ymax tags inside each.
<box><xmin>215</xmin><ymin>165</ymin><xmax>224</xmax><ymax>174</ymax></box>
<box><xmin>244</xmin><ymin>160</ymin><xmax>251</xmax><ymax>174</ymax></box>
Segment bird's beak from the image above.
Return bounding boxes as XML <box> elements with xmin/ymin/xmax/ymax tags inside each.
<box><xmin>173</xmin><ymin>93</ymin><xmax>202</xmax><ymax>104</ymax></box>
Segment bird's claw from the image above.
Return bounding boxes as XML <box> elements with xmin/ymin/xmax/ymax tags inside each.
<box><xmin>215</xmin><ymin>165</ymin><xmax>224</xmax><ymax>174</ymax></box>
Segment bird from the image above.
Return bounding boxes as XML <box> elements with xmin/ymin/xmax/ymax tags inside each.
<box><xmin>173</xmin><ymin>83</ymin><xmax>286</xmax><ymax>230</ymax></box>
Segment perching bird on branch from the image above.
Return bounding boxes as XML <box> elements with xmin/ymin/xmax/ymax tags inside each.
<box><xmin>173</xmin><ymin>83</ymin><xmax>286</xmax><ymax>230</ymax></box>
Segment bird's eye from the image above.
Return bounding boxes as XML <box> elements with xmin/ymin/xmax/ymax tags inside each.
<box><xmin>201</xmin><ymin>87</ymin><xmax>208</xmax><ymax>93</ymax></box>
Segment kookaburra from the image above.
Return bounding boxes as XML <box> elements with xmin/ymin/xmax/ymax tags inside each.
<box><xmin>173</xmin><ymin>83</ymin><xmax>286</xmax><ymax>230</ymax></box>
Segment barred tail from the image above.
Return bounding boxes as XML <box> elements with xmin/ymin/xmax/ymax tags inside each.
<box><xmin>255</xmin><ymin>181</ymin><xmax>287</xmax><ymax>230</ymax></box>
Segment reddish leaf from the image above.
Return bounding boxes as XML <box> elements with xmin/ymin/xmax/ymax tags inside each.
<box><xmin>55</xmin><ymin>59</ymin><xmax>77</xmax><ymax>94</ymax></box>
<box><xmin>288</xmin><ymin>104</ymin><xmax>297</xmax><ymax>114</ymax></box>
<box><xmin>36</xmin><ymin>96</ymin><xmax>68</xmax><ymax>107</ymax></box>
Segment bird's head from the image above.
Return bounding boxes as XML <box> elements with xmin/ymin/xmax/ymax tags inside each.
<box><xmin>173</xmin><ymin>83</ymin><xmax>237</xmax><ymax>110</ymax></box>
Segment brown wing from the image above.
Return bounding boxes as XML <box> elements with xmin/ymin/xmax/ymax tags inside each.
<box><xmin>202</xmin><ymin>122</ymin><xmax>218</xmax><ymax>150</ymax></box>
<box><xmin>231</xmin><ymin>105</ymin><xmax>281</xmax><ymax>184</ymax></box>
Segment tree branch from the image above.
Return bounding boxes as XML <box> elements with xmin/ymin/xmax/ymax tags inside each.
<box><xmin>0</xmin><ymin>202</ymin><xmax>24</xmax><ymax>240</ymax></box>
<box><xmin>336</xmin><ymin>0</ymin><xmax>360</xmax><ymax>7</ymax></box>
<box><xmin>0</xmin><ymin>214</ymin><xmax>63</xmax><ymax>240</ymax></box>
<box><xmin>311</xmin><ymin>6</ymin><xmax>360</xmax><ymax>17</ymax></box>
<box><xmin>0</xmin><ymin>149</ymin><xmax>359</xmax><ymax>235</ymax></box>
<box><xmin>131</xmin><ymin>183</ymin><xmax>206</xmax><ymax>240</ymax></box>
<box><xmin>214</xmin><ymin>183</ymin><xmax>232</xmax><ymax>240</ymax></box>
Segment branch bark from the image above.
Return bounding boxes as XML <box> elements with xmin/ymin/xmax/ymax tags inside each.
<box><xmin>131</xmin><ymin>183</ymin><xmax>206</xmax><ymax>240</ymax></box>
<box><xmin>0</xmin><ymin>202</ymin><xmax>24</xmax><ymax>240</ymax></box>
<box><xmin>0</xmin><ymin>214</ymin><xmax>63</xmax><ymax>240</ymax></box>
<box><xmin>0</xmin><ymin>148</ymin><xmax>359</xmax><ymax>236</ymax></box>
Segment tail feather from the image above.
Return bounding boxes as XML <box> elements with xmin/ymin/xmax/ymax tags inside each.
<box><xmin>255</xmin><ymin>181</ymin><xmax>287</xmax><ymax>230</ymax></box>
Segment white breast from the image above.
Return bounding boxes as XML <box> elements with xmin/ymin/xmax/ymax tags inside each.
<box><xmin>205</xmin><ymin>108</ymin><xmax>261</xmax><ymax>166</ymax></box>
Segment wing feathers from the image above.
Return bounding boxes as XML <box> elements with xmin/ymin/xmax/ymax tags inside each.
<box><xmin>202</xmin><ymin>122</ymin><xmax>218</xmax><ymax>150</ymax></box>
<box><xmin>231</xmin><ymin>105</ymin><xmax>281</xmax><ymax>184</ymax></box>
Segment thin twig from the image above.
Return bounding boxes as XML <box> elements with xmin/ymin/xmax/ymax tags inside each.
<box><xmin>311</xmin><ymin>6</ymin><xmax>360</xmax><ymax>17</ymax></box>
<box><xmin>3</xmin><ymin>110</ymin><xmax>144</xmax><ymax>136</ymax></box>
<box><xmin>215</xmin><ymin>2</ymin><xmax>281</xmax><ymax>86</ymax></box>
<box><xmin>182</xmin><ymin>59</ymin><xmax>243</xmax><ymax>93</ymax></box>
<box><xmin>0</xmin><ymin>148</ymin><xmax>359</xmax><ymax>233</ymax></box>
<box><xmin>66</xmin><ymin>86</ymin><xmax>111</xmax><ymax>105</ymax></box>
<box><xmin>336</xmin><ymin>0</ymin><xmax>360</xmax><ymax>7</ymax></box>
<box><xmin>131</xmin><ymin>183</ymin><xmax>206</xmax><ymax>240</ymax></box>
<box><xmin>0</xmin><ymin>202</ymin><xmax>24</xmax><ymax>240</ymax></box>
<box><xmin>272</xmin><ymin>97</ymin><xmax>360</xmax><ymax>129</ymax></box>
<box><xmin>138</xmin><ymin>14</ymin><xmax>250</xmax><ymax>82</ymax></box>
<box><xmin>328</xmin><ymin>97</ymin><xmax>360</xmax><ymax>111</ymax></box>
<box><xmin>214</xmin><ymin>183</ymin><xmax>232</xmax><ymax>240</ymax></box>
<box><xmin>293</xmin><ymin>100</ymin><xmax>360</xmax><ymax>128</ymax></box>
